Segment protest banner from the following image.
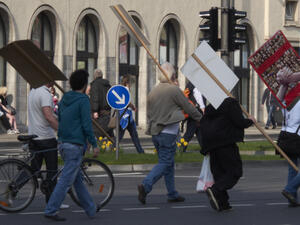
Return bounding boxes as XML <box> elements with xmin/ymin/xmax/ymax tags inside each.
<box><xmin>248</xmin><ymin>30</ymin><xmax>300</xmax><ymax>108</ymax></box>
<box><xmin>181</xmin><ymin>41</ymin><xmax>298</xmax><ymax>171</ymax></box>
<box><xmin>0</xmin><ymin>40</ymin><xmax>114</xmax><ymax>143</ymax></box>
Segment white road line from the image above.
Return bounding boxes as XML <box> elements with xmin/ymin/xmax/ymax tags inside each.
<box><xmin>19</xmin><ymin>212</ymin><xmax>44</xmax><ymax>215</ymax></box>
<box><xmin>122</xmin><ymin>207</ymin><xmax>160</xmax><ymax>211</ymax></box>
<box><xmin>266</xmin><ymin>202</ymin><xmax>289</xmax><ymax>206</ymax></box>
<box><xmin>172</xmin><ymin>205</ymin><xmax>207</xmax><ymax>209</ymax></box>
<box><xmin>231</xmin><ymin>204</ymin><xmax>255</xmax><ymax>207</ymax></box>
<box><xmin>113</xmin><ymin>172</ymin><xmax>143</xmax><ymax>176</ymax></box>
<box><xmin>0</xmin><ymin>213</ymin><xmax>7</xmax><ymax>216</ymax></box>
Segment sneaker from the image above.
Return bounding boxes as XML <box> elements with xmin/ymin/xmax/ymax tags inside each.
<box><xmin>14</xmin><ymin>129</ymin><xmax>20</xmax><ymax>134</ymax></box>
<box><xmin>137</xmin><ymin>184</ymin><xmax>147</xmax><ymax>204</ymax></box>
<box><xmin>44</xmin><ymin>214</ymin><xmax>66</xmax><ymax>221</ymax></box>
<box><xmin>282</xmin><ymin>190</ymin><xmax>297</xmax><ymax>205</ymax></box>
<box><xmin>206</xmin><ymin>187</ymin><xmax>220</xmax><ymax>211</ymax></box>
<box><xmin>167</xmin><ymin>196</ymin><xmax>185</xmax><ymax>203</ymax></box>
<box><xmin>60</xmin><ymin>204</ymin><xmax>70</xmax><ymax>209</ymax></box>
<box><xmin>7</xmin><ymin>129</ymin><xmax>14</xmax><ymax>135</ymax></box>
<box><xmin>272</xmin><ymin>125</ymin><xmax>277</xmax><ymax>129</ymax></box>
<box><xmin>264</xmin><ymin>126</ymin><xmax>269</xmax><ymax>130</ymax></box>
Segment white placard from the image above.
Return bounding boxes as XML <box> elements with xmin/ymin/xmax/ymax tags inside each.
<box><xmin>181</xmin><ymin>41</ymin><xmax>239</xmax><ymax>109</ymax></box>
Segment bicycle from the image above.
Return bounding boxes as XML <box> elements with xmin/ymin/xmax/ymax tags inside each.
<box><xmin>0</xmin><ymin>135</ymin><xmax>115</xmax><ymax>212</ymax></box>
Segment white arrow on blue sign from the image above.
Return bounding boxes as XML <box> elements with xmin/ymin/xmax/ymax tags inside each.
<box><xmin>106</xmin><ymin>85</ymin><xmax>131</xmax><ymax>110</ymax></box>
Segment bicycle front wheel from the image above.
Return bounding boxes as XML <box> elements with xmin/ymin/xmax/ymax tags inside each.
<box><xmin>69</xmin><ymin>158</ymin><xmax>114</xmax><ymax>209</ymax></box>
<box><xmin>0</xmin><ymin>159</ymin><xmax>37</xmax><ymax>212</ymax></box>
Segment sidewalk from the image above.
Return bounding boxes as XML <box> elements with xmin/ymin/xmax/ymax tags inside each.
<box><xmin>0</xmin><ymin>123</ymin><xmax>281</xmax><ymax>150</ymax></box>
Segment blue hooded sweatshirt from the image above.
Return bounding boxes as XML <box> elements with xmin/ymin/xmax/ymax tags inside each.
<box><xmin>57</xmin><ymin>91</ymin><xmax>97</xmax><ymax>148</ymax></box>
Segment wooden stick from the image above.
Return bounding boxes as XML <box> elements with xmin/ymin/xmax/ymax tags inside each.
<box><xmin>13</xmin><ymin>42</ymin><xmax>115</xmax><ymax>144</ymax></box>
<box><xmin>113</xmin><ymin>5</ymin><xmax>174</xmax><ymax>85</ymax></box>
<box><xmin>191</xmin><ymin>53</ymin><xmax>298</xmax><ymax>172</ymax></box>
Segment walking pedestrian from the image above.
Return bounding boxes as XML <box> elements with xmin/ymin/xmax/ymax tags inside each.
<box><xmin>261</xmin><ymin>88</ymin><xmax>280</xmax><ymax>129</ymax></box>
<box><xmin>200</xmin><ymin>97</ymin><xmax>255</xmax><ymax>211</ymax></box>
<box><xmin>137</xmin><ymin>62</ymin><xmax>202</xmax><ymax>204</ymax></box>
<box><xmin>44</xmin><ymin>69</ymin><xmax>100</xmax><ymax>221</ymax></box>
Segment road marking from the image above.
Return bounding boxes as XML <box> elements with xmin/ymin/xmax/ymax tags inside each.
<box><xmin>266</xmin><ymin>202</ymin><xmax>289</xmax><ymax>206</ymax></box>
<box><xmin>113</xmin><ymin>172</ymin><xmax>143</xmax><ymax>176</ymax></box>
<box><xmin>19</xmin><ymin>212</ymin><xmax>44</xmax><ymax>215</ymax></box>
<box><xmin>231</xmin><ymin>204</ymin><xmax>255</xmax><ymax>207</ymax></box>
<box><xmin>172</xmin><ymin>205</ymin><xmax>207</xmax><ymax>209</ymax></box>
<box><xmin>122</xmin><ymin>207</ymin><xmax>160</xmax><ymax>211</ymax></box>
<box><xmin>0</xmin><ymin>213</ymin><xmax>7</xmax><ymax>216</ymax></box>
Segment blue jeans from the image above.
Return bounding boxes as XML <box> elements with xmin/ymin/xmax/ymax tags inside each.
<box><xmin>266</xmin><ymin>105</ymin><xmax>276</xmax><ymax>127</ymax></box>
<box><xmin>142</xmin><ymin>133</ymin><xmax>179</xmax><ymax>199</ymax></box>
<box><xmin>119</xmin><ymin>121</ymin><xmax>144</xmax><ymax>153</ymax></box>
<box><xmin>285</xmin><ymin>157</ymin><xmax>300</xmax><ymax>200</ymax></box>
<box><xmin>45</xmin><ymin>143</ymin><xmax>96</xmax><ymax>217</ymax></box>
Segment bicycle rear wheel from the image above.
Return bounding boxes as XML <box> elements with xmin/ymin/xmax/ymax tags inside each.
<box><xmin>0</xmin><ymin>159</ymin><xmax>37</xmax><ymax>212</ymax></box>
<box><xmin>69</xmin><ymin>158</ymin><xmax>114</xmax><ymax>209</ymax></box>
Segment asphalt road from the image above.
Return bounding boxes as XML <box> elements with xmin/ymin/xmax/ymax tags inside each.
<box><xmin>0</xmin><ymin>161</ymin><xmax>299</xmax><ymax>225</ymax></box>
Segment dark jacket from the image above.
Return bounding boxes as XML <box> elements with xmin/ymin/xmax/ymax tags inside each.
<box><xmin>200</xmin><ymin>97</ymin><xmax>253</xmax><ymax>154</ymax></box>
<box><xmin>262</xmin><ymin>88</ymin><xmax>280</xmax><ymax>107</ymax></box>
<box><xmin>90</xmin><ymin>77</ymin><xmax>111</xmax><ymax>113</ymax></box>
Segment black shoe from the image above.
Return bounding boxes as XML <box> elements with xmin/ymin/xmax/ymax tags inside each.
<box><xmin>272</xmin><ymin>125</ymin><xmax>277</xmax><ymax>129</ymax></box>
<box><xmin>167</xmin><ymin>196</ymin><xmax>185</xmax><ymax>203</ymax></box>
<box><xmin>96</xmin><ymin>204</ymin><xmax>101</xmax><ymax>212</ymax></box>
<box><xmin>282</xmin><ymin>190</ymin><xmax>297</xmax><ymax>205</ymax></box>
<box><xmin>44</xmin><ymin>214</ymin><xmax>66</xmax><ymax>221</ymax></box>
<box><xmin>220</xmin><ymin>204</ymin><xmax>233</xmax><ymax>212</ymax></box>
<box><xmin>206</xmin><ymin>187</ymin><xmax>220</xmax><ymax>211</ymax></box>
<box><xmin>265</xmin><ymin>126</ymin><xmax>269</xmax><ymax>129</ymax></box>
<box><xmin>138</xmin><ymin>184</ymin><xmax>147</xmax><ymax>204</ymax></box>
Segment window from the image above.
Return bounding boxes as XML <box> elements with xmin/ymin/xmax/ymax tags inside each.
<box><xmin>0</xmin><ymin>16</ymin><xmax>6</xmax><ymax>86</ymax></box>
<box><xmin>76</xmin><ymin>16</ymin><xmax>98</xmax><ymax>83</ymax></box>
<box><xmin>31</xmin><ymin>12</ymin><xmax>54</xmax><ymax>60</ymax></box>
<box><xmin>286</xmin><ymin>0</ymin><xmax>298</xmax><ymax>21</ymax></box>
<box><xmin>159</xmin><ymin>21</ymin><xmax>178</xmax><ymax>68</ymax></box>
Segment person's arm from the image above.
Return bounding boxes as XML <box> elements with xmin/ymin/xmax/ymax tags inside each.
<box><xmin>193</xmin><ymin>88</ymin><xmax>205</xmax><ymax>112</ymax></box>
<box><xmin>42</xmin><ymin>106</ymin><xmax>58</xmax><ymax>131</ymax></box>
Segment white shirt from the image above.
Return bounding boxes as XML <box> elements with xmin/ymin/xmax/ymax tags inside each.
<box><xmin>28</xmin><ymin>86</ymin><xmax>56</xmax><ymax>140</ymax></box>
<box><xmin>281</xmin><ymin>100</ymin><xmax>300</xmax><ymax>136</ymax></box>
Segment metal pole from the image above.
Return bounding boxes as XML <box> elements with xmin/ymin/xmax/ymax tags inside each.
<box><xmin>116</xmin><ymin>111</ymin><xmax>119</xmax><ymax>160</ymax></box>
<box><xmin>229</xmin><ymin>0</ymin><xmax>235</xmax><ymax>70</ymax></box>
<box><xmin>221</xmin><ymin>0</ymin><xmax>230</xmax><ymax>65</ymax></box>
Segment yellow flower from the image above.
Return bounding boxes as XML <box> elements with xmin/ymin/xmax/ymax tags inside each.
<box><xmin>101</xmin><ymin>145</ymin><xmax>106</xmax><ymax>149</ymax></box>
<box><xmin>107</xmin><ymin>141</ymin><xmax>112</xmax><ymax>145</ymax></box>
<box><xmin>177</xmin><ymin>142</ymin><xmax>181</xmax><ymax>147</ymax></box>
<box><xmin>103</xmin><ymin>141</ymin><xmax>107</xmax><ymax>145</ymax></box>
<box><xmin>99</xmin><ymin>137</ymin><xmax>103</xmax><ymax>141</ymax></box>
<box><xmin>154</xmin><ymin>149</ymin><xmax>157</xmax><ymax>153</ymax></box>
<box><xmin>183</xmin><ymin>141</ymin><xmax>188</xmax><ymax>146</ymax></box>
<box><xmin>180</xmin><ymin>138</ymin><xmax>185</xmax><ymax>143</ymax></box>
<box><xmin>113</xmin><ymin>147</ymin><xmax>116</xmax><ymax>152</ymax></box>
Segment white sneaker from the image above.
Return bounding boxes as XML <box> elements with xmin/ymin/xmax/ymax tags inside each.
<box><xmin>60</xmin><ymin>204</ymin><xmax>70</xmax><ymax>209</ymax></box>
<box><xmin>14</xmin><ymin>129</ymin><xmax>20</xmax><ymax>134</ymax></box>
<box><xmin>7</xmin><ymin>129</ymin><xmax>14</xmax><ymax>135</ymax></box>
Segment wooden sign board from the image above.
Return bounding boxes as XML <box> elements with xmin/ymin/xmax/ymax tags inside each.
<box><xmin>181</xmin><ymin>41</ymin><xmax>239</xmax><ymax>109</ymax></box>
<box><xmin>0</xmin><ymin>40</ymin><xmax>67</xmax><ymax>88</ymax></box>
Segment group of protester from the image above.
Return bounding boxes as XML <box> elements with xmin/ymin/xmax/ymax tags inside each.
<box><xmin>16</xmin><ymin>59</ymin><xmax>300</xmax><ymax>221</ymax></box>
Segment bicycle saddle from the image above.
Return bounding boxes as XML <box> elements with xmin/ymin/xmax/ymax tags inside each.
<box><xmin>17</xmin><ymin>135</ymin><xmax>38</xmax><ymax>142</ymax></box>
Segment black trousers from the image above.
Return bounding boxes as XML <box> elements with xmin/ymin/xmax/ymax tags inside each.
<box><xmin>183</xmin><ymin>118</ymin><xmax>202</xmax><ymax>151</ymax></box>
<box><xmin>0</xmin><ymin>114</ymin><xmax>11</xmax><ymax>130</ymax></box>
<box><xmin>29</xmin><ymin>138</ymin><xmax>58</xmax><ymax>202</ymax></box>
<box><xmin>210</xmin><ymin>143</ymin><xmax>242</xmax><ymax>207</ymax></box>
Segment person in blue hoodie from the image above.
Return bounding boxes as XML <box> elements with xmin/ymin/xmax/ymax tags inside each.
<box><xmin>44</xmin><ymin>70</ymin><xmax>100</xmax><ymax>221</ymax></box>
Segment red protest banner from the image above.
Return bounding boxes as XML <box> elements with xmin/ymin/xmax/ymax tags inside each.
<box><xmin>248</xmin><ymin>30</ymin><xmax>300</xmax><ymax>108</ymax></box>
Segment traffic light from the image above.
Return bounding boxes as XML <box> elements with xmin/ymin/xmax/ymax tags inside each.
<box><xmin>228</xmin><ymin>8</ymin><xmax>247</xmax><ymax>51</ymax></box>
<box><xmin>199</xmin><ymin>7</ymin><xmax>219</xmax><ymax>51</ymax></box>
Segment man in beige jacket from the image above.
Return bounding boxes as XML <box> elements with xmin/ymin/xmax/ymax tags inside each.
<box><xmin>138</xmin><ymin>62</ymin><xmax>202</xmax><ymax>204</ymax></box>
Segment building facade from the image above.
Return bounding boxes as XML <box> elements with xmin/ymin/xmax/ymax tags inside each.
<box><xmin>0</xmin><ymin>0</ymin><xmax>299</xmax><ymax>130</ymax></box>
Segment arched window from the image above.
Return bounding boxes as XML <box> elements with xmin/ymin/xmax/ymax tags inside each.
<box><xmin>159</xmin><ymin>21</ymin><xmax>178</xmax><ymax>68</ymax></box>
<box><xmin>31</xmin><ymin>12</ymin><xmax>54</xmax><ymax>60</ymax></box>
<box><xmin>76</xmin><ymin>16</ymin><xmax>98</xmax><ymax>82</ymax></box>
<box><xmin>233</xmin><ymin>31</ymin><xmax>250</xmax><ymax>111</ymax></box>
<box><xmin>0</xmin><ymin>16</ymin><xmax>6</xmax><ymax>86</ymax></box>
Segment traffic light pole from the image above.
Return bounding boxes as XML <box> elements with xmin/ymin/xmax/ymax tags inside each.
<box><xmin>221</xmin><ymin>0</ymin><xmax>230</xmax><ymax>65</ymax></box>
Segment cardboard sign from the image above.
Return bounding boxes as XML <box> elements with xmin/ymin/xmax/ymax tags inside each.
<box><xmin>181</xmin><ymin>41</ymin><xmax>239</xmax><ymax>109</ymax></box>
<box><xmin>0</xmin><ymin>40</ymin><xmax>67</xmax><ymax>88</ymax></box>
<box><xmin>248</xmin><ymin>30</ymin><xmax>300</xmax><ymax>108</ymax></box>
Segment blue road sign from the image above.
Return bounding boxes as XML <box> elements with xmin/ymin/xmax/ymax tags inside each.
<box><xmin>106</xmin><ymin>85</ymin><xmax>131</xmax><ymax>110</ymax></box>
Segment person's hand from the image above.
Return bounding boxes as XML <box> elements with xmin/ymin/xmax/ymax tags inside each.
<box><xmin>248</xmin><ymin>116</ymin><xmax>256</xmax><ymax>123</ymax></box>
<box><xmin>276</xmin><ymin>67</ymin><xmax>293</xmax><ymax>85</ymax></box>
<box><xmin>93</xmin><ymin>112</ymin><xmax>99</xmax><ymax>119</ymax></box>
<box><xmin>92</xmin><ymin>147</ymin><xmax>100</xmax><ymax>158</ymax></box>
